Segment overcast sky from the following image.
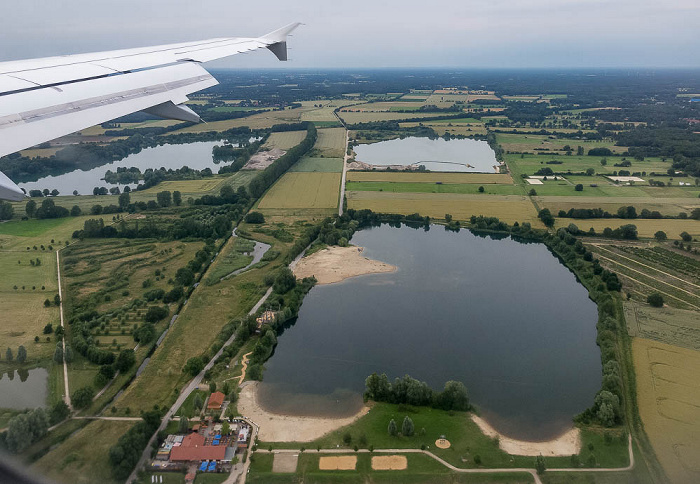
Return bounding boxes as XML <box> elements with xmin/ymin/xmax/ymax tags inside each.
<box><xmin>0</xmin><ymin>0</ymin><xmax>698</xmax><ymax>69</ymax></box>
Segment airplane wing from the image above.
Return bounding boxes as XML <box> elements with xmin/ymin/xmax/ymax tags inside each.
<box><xmin>0</xmin><ymin>22</ymin><xmax>301</xmax><ymax>201</ymax></box>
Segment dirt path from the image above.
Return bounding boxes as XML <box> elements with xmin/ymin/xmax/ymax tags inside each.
<box><xmin>293</xmin><ymin>245</ymin><xmax>396</xmax><ymax>284</ymax></box>
<box><xmin>471</xmin><ymin>415</ymin><xmax>581</xmax><ymax>456</ymax></box>
<box><xmin>236</xmin><ymin>352</ymin><xmax>252</xmax><ymax>385</ymax></box>
<box><xmin>56</xmin><ymin>249</ymin><xmax>71</xmax><ymax>409</ymax></box>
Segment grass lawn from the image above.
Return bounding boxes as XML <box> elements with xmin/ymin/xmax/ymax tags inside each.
<box><xmin>0</xmin><ymin>218</ymin><xmax>69</xmax><ymax>237</ymax></box>
<box><xmin>32</xmin><ymin>419</ymin><xmax>135</xmax><ymax>484</ymax></box>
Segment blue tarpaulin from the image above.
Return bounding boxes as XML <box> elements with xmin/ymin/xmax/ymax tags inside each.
<box><xmin>199</xmin><ymin>461</ymin><xmax>208</xmax><ymax>472</ymax></box>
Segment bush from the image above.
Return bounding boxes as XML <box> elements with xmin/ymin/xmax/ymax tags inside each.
<box><xmin>647</xmin><ymin>293</ymin><xmax>664</xmax><ymax>307</ymax></box>
<box><xmin>245</xmin><ymin>211</ymin><xmax>265</xmax><ymax>224</ymax></box>
<box><xmin>144</xmin><ymin>306</ymin><xmax>168</xmax><ymax>323</ymax></box>
<box><xmin>71</xmin><ymin>386</ymin><xmax>95</xmax><ymax>409</ymax></box>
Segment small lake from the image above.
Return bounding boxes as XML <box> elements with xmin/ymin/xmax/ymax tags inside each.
<box><xmin>354</xmin><ymin>137</ymin><xmax>498</xmax><ymax>172</ymax></box>
<box><xmin>257</xmin><ymin>225</ymin><xmax>601</xmax><ymax>441</ymax></box>
<box><xmin>19</xmin><ymin>140</ymin><xmax>244</xmax><ymax>195</ymax></box>
<box><xmin>0</xmin><ymin>368</ymin><xmax>48</xmax><ymax>410</ymax></box>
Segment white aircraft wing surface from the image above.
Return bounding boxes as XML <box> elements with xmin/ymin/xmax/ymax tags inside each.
<box><xmin>0</xmin><ymin>23</ymin><xmax>300</xmax><ymax>201</ymax></box>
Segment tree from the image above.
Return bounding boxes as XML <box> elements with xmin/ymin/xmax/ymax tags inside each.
<box><xmin>70</xmin><ymin>205</ymin><xmax>82</xmax><ymax>216</ymax></box>
<box><xmin>156</xmin><ymin>190</ymin><xmax>172</xmax><ymax>207</ymax></box>
<box><xmin>437</xmin><ymin>381</ymin><xmax>470</xmax><ymax>411</ymax></box>
<box><xmin>6</xmin><ymin>347</ymin><xmax>13</xmax><ymax>362</ymax></box>
<box><xmin>26</xmin><ymin>199</ymin><xmax>37</xmax><ymax>218</ymax></box>
<box><xmin>444</xmin><ymin>214</ymin><xmax>452</xmax><ymax>223</ymax></box>
<box><xmin>647</xmin><ymin>293</ymin><xmax>664</xmax><ymax>308</ymax></box>
<box><xmin>245</xmin><ymin>211</ymin><xmax>265</xmax><ymax>224</ymax></box>
<box><xmin>402</xmin><ymin>416</ymin><xmax>414</xmax><ymax>436</ymax></box>
<box><xmin>17</xmin><ymin>345</ymin><xmax>27</xmax><ymax>364</ymax></box>
<box><xmin>175</xmin><ymin>267</ymin><xmax>195</xmax><ymax>286</ymax></box>
<box><xmin>388</xmin><ymin>419</ymin><xmax>397</xmax><ymax>436</ymax></box>
<box><xmin>115</xmin><ymin>349</ymin><xmax>136</xmax><ymax>372</ymax></box>
<box><xmin>538</xmin><ymin>208</ymin><xmax>555</xmax><ymax>228</ymax></box>
<box><xmin>48</xmin><ymin>401</ymin><xmax>70</xmax><ymax>425</ymax></box>
<box><xmin>118</xmin><ymin>192</ymin><xmax>130</xmax><ymax>210</ymax></box>
<box><xmin>144</xmin><ymin>306</ymin><xmax>168</xmax><ymax>323</ymax></box>
<box><xmin>273</xmin><ymin>268</ymin><xmax>296</xmax><ymax>294</ymax></box>
<box><xmin>535</xmin><ymin>454</ymin><xmax>547</xmax><ymax>475</ymax></box>
<box><xmin>178</xmin><ymin>415</ymin><xmax>189</xmax><ymax>433</ymax></box>
<box><xmin>654</xmin><ymin>231</ymin><xmax>667</xmax><ymax>241</ymax></box>
<box><xmin>478</xmin><ymin>186</ymin><xmax>485</xmax><ymax>193</ymax></box>
<box><xmin>173</xmin><ymin>190</ymin><xmax>182</xmax><ymax>206</ymax></box>
<box><xmin>222</xmin><ymin>421</ymin><xmax>230</xmax><ymax>436</ymax></box>
<box><xmin>680</xmin><ymin>231</ymin><xmax>692</xmax><ymax>242</ymax></box>
<box><xmin>71</xmin><ymin>386</ymin><xmax>95</xmax><ymax>409</ymax></box>
<box><xmin>193</xmin><ymin>393</ymin><xmax>204</xmax><ymax>411</ymax></box>
<box><xmin>209</xmin><ymin>381</ymin><xmax>217</xmax><ymax>393</ymax></box>
<box><xmin>53</xmin><ymin>344</ymin><xmax>63</xmax><ymax>363</ymax></box>
<box><xmin>133</xmin><ymin>323</ymin><xmax>156</xmax><ymax>343</ymax></box>
<box><xmin>575</xmin><ymin>184</ymin><xmax>583</xmax><ymax>191</ymax></box>
<box><xmin>54</xmin><ymin>294</ymin><xmax>61</xmax><ymax>306</ymax></box>
<box><xmin>528</xmin><ymin>188</ymin><xmax>537</xmax><ymax>196</ymax></box>
<box><xmin>184</xmin><ymin>357</ymin><xmax>204</xmax><ymax>376</ymax></box>
<box><xmin>5</xmin><ymin>409</ymin><xmax>49</xmax><ymax>453</ymax></box>
<box><xmin>64</xmin><ymin>345</ymin><xmax>73</xmax><ymax>363</ymax></box>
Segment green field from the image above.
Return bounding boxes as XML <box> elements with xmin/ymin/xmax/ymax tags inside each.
<box><xmin>347</xmin><ymin>181</ymin><xmax>523</xmax><ymax>195</ymax></box>
<box><xmin>259</xmin><ymin>173</ymin><xmax>341</xmax><ymax>210</ymax></box>
<box><xmin>265</xmin><ymin>131</ymin><xmax>308</xmax><ymax>151</ymax></box>
<box><xmin>290</xmin><ymin>157</ymin><xmax>344</xmax><ymax>173</ymax></box>
<box><xmin>347</xmin><ymin>172</ymin><xmax>513</xmax><ymax>185</ymax></box>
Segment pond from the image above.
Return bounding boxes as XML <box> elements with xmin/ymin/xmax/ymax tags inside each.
<box><xmin>353</xmin><ymin>137</ymin><xmax>498</xmax><ymax>172</ymax></box>
<box><xmin>18</xmin><ymin>140</ymin><xmax>249</xmax><ymax>196</ymax></box>
<box><xmin>257</xmin><ymin>225</ymin><xmax>601</xmax><ymax>441</ymax></box>
<box><xmin>0</xmin><ymin>367</ymin><xmax>48</xmax><ymax>410</ymax></box>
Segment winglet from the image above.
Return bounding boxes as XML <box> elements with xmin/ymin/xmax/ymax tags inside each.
<box><xmin>261</xmin><ymin>22</ymin><xmax>302</xmax><ymax>61</ymax></box>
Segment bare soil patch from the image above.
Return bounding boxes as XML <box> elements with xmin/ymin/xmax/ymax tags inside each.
<box><xmin>244</xmin><ymin>148</ymin><xmax>285</xmax><ymax>170</ymax></box>
<box><xmin>434</xmin><ymin>438</ymin><xmax>451</xmax><ymax>449</ymax></box>
<box><xmin>371</xmin><ymin>455</ymin><xmax>407</xmax><ymax>470</ymax></box>
<box><xmin>471</xmin><ymin>415</ymin><xmax>581</xmax><ymax>456</ymax></box>
<box><xmin>293</xmin><ymin>246</ymin><xmax>396</xmax><ymax>285</ymax></box>
<box><xmin>319</xmin><ymin>455</ymin><xmax>357</xmax><ymax>470</ymax></box>
<box><xmin>272</xmin><ymin>453</ymin><xmax>299</xmax><ymax>473</ymax></box>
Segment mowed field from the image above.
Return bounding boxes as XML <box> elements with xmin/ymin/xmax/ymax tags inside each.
<box><xmin>347</xmin><ymin>191</ymin><xmax>543</xmax><ymax>225</ymax></box>
<box><xmin>32</xmin><ymin>419</ymin><xmax>134</xmax><ymax>484</ymax></box>
<box><xmin>347</xmin><ymin>172</ymin><xmax>513</xmax><ymax>184</ymax></box>
<box><xmin>289</xmin><ymin>157</ymin><xmax>343</xmax><ymax>173</ymax></box>
<box><xmin>258</xmin><ymin>173</ymin><xmax>341</xmax><ymax>209</ymax></box>
<box><xmin>633</xmin><ymin>338</ymin><xmax>700</xmax><ymax>484</ymax></box>
<box><xmin>314</xmin><ymin>127</ymin><xmax>347</xmax><ymax>157</ymax></box>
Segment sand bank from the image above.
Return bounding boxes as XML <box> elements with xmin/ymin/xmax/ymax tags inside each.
<box><xmin>238</xmin><ymin>382</ymin><xmax>369</xmax><ymax>442</ymax></box>
<box><xmin>293</xmin><ymin>245</ymin><xmax>396</xmax><ymax>285</ymax></box>
<box><xmin>471</xmin><ymin>415</ymin><xmax>581</xmax><ymax>456</ymax></box>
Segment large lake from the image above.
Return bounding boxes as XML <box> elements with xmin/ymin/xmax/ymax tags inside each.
<box><xmin>19</xmin><ymin>141</ymin><xmax>240</xmax><ymax>195</ymax></box>
<box><xmin>354</xmin><ymin>137</ymin><xmax>498</xmax><ymax>172</ymax></box>
<box><xmin>0</xmin><ymin>368</ymin><xmax>48</xmax><ymax>410</ymax></box>
<box><xmin>257</xmin><ymin>225</ymin><xmax>601</xmax><ymax>441</ymax></box>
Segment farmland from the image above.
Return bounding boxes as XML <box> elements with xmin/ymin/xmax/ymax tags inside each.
<box><xmin>560</xmin><ymin>219</ymin><xmax>700</xmax><ymax>239</ymax></box>
<box><xmin>347</xmin><ymin>172</ymin><xmax>513</xmax><ymax>184</ymax></box>
<box><xmin>264</xmin><ymin>131</ymin><xmax>307</xmax><ymax>151</ymax></box>
<box><xmin>633</xmin><ymin>338</ymin><xmax>700</xmax><ymax>484</ymax></box>
<box><xmin>258</xmin><ymin>172</ymin><xmax>341</xmax><ymax>210</ymax></box>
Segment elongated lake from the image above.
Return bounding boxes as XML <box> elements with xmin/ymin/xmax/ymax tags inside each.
<box><xmin>257</xmin><ymin>225</ymin><xmax>601</xmax><ymax>441</ymax></box>
<box><xmin>354</xmin><ymin>137</ymin><xmax>498</xmax><ymax>172</ymax></box>
<box><xmin>18</xmin><ymin>140</ymin><xmax>246</xmax><ymax>195</ymax></box>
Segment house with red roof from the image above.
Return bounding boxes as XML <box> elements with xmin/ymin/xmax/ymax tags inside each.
<box><xmin>207</xmin><ymin>391</ymin><xmax>225</xmax><ymax>411</ymax></box>
<box><xmin>169</xmin><ymin>433</ymin><xmax>226</xmax><ymax>462</ymax></box>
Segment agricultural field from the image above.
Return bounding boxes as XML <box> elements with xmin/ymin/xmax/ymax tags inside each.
<box><xmin>171</xmin><ymin>107</ymin><xmax>309</xmax><ymax>133</ymax></box>
<box><xmin>633</xmin><ymin>338</ymin><xmax>700</xmax><ymax>484</ymax></box>
<box><xmin>314</xmin><ymin>127</ymin><xmax>347</xmax><ymax>157</ymax></box>
<box><xmin>258</xmin><ymin>173</ymin><xmax>341</xmax><ymax>210</ymax></box>
<box><xmin>585</xmin><ymin>242</ymin><xmax>700</xmax><ymax>310</ymax></box>
<box><xmin>347</xmin><ymin>172</ymin><xmax>513</xmax><ymax>184</ymax></box>
<box><xmin>497</xmin><ymin>134</ymin><xmax>626</xmax><ymax>155</ymax></box>
<box><xmin>539</xmin><ymin>196</ymin><xmax>700</xmax><ymax>218</ymax></box>
<box><xmin>347</xmin><ymin>191</ymin><xmax>543</xmax><ymax>226</ymax></box>
<box><xmin>31</xmin><ymin>419</ymin><xmax>135</xmax><ymax>484</ymax></box>
<box><xmin>347</xmin><ymin>181</ymin><xmax>523</xmax><ymax>196</ymax></box>
<box><xmin>559</xmin><ymin>218</ymin><xmax>700</xmax><ymax>240</ymax></box>
<box><xmin>264</xmin><ymin>131</ymin><xmax>307</xmax><ymax>151</ymax></box>
<box><xmin>338</xmin><ymin>111</ymin><xmax>466</xmax><ymax>124</ymax></box>
<box><xmin>506</xmin><ymin>153</ymin><xmax>673</xmax><ymax>177</ymax></box>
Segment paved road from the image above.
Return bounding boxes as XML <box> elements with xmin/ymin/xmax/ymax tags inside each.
<box><xmin>336</xmin><ymin>112</ymin><xmax>349</xmax><ymax>216</ymax></box>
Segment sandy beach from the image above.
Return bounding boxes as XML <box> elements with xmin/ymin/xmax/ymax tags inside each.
<box><xmin>293</xmin><ymin>245</ymin><xmax>396</xmax><ymax>285</ymax></box>
<box><xmin>238</xmin><ymin>382</ymin><xmax>370</xmax><ymax>442</ymax></box>
<box><xmin>471</xmin><ymin>414</ymin><xmax>581</xmax><ymax>456</ymax></box>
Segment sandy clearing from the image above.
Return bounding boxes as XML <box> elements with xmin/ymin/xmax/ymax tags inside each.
<box><xmin>244</xmin><ymin>148</ymin><xmax>285</xmax><ymax>170</ymax></box>
<box><xmin>435</xmin><ymin>438</ymin><xmax>451</xmax><ymax>449</ymax></box>
<box><xmin>319</xmin><ymin>455</ymin><xmax>357</xmax><ymax>470</ymax></box>
<box><xmin>272</xmin><ymin>452</ymin><xmax>299</xmax><ymax>473</ymax></box>
<box><xmin>371</xmin><ymin>455</ymin><xmax>407</xmax><ymax>470</ymax></box>
<box><xmin>238</xmin><ymin>382</ymin><xmax>370</xmax><ymax>442</ymax></box>
<box><xmin>293</xmin><ymin>246</ymin><xmax>396</xmax><ymax>285</ymax></box>
<box><xmin>471</xmin><ymin>415</ymin><xmax>581</xmax><ymax>456</ymax></box>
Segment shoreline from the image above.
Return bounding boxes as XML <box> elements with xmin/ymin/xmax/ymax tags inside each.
<box><xmin>238</xmin><ymin>382</ymin><xmax>370</xmax><ymax>442</ymax></box>
<box><xmin>471</xmin><ymin>414</ymin><xmax>581</xmax><ymax>456</ymax></box>
<box><xmin>293</xmin><ymin>245</ymin><xmax>397</xmax><ymax>285</ymax></box>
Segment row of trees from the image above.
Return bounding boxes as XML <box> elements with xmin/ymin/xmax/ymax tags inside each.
<box><xmin>364</xmin><ymin>373</ymin><xmax>471</xmax><ymax>412</ymax></box>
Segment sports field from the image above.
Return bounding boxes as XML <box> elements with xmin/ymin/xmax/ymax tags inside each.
<box><xmin>633</xmin><ymin>338</ymin><xmax>700</xmax><ymax>484</ymax></box>
<box><xmin>347</xmin><ymin>191</ymin><xmax>543</xmax><ymax>225</ymax></box>
<box><xmin>259</xmin><ymin>173</ymin><xmax>341</xmax><ymax>209</ymax></box>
